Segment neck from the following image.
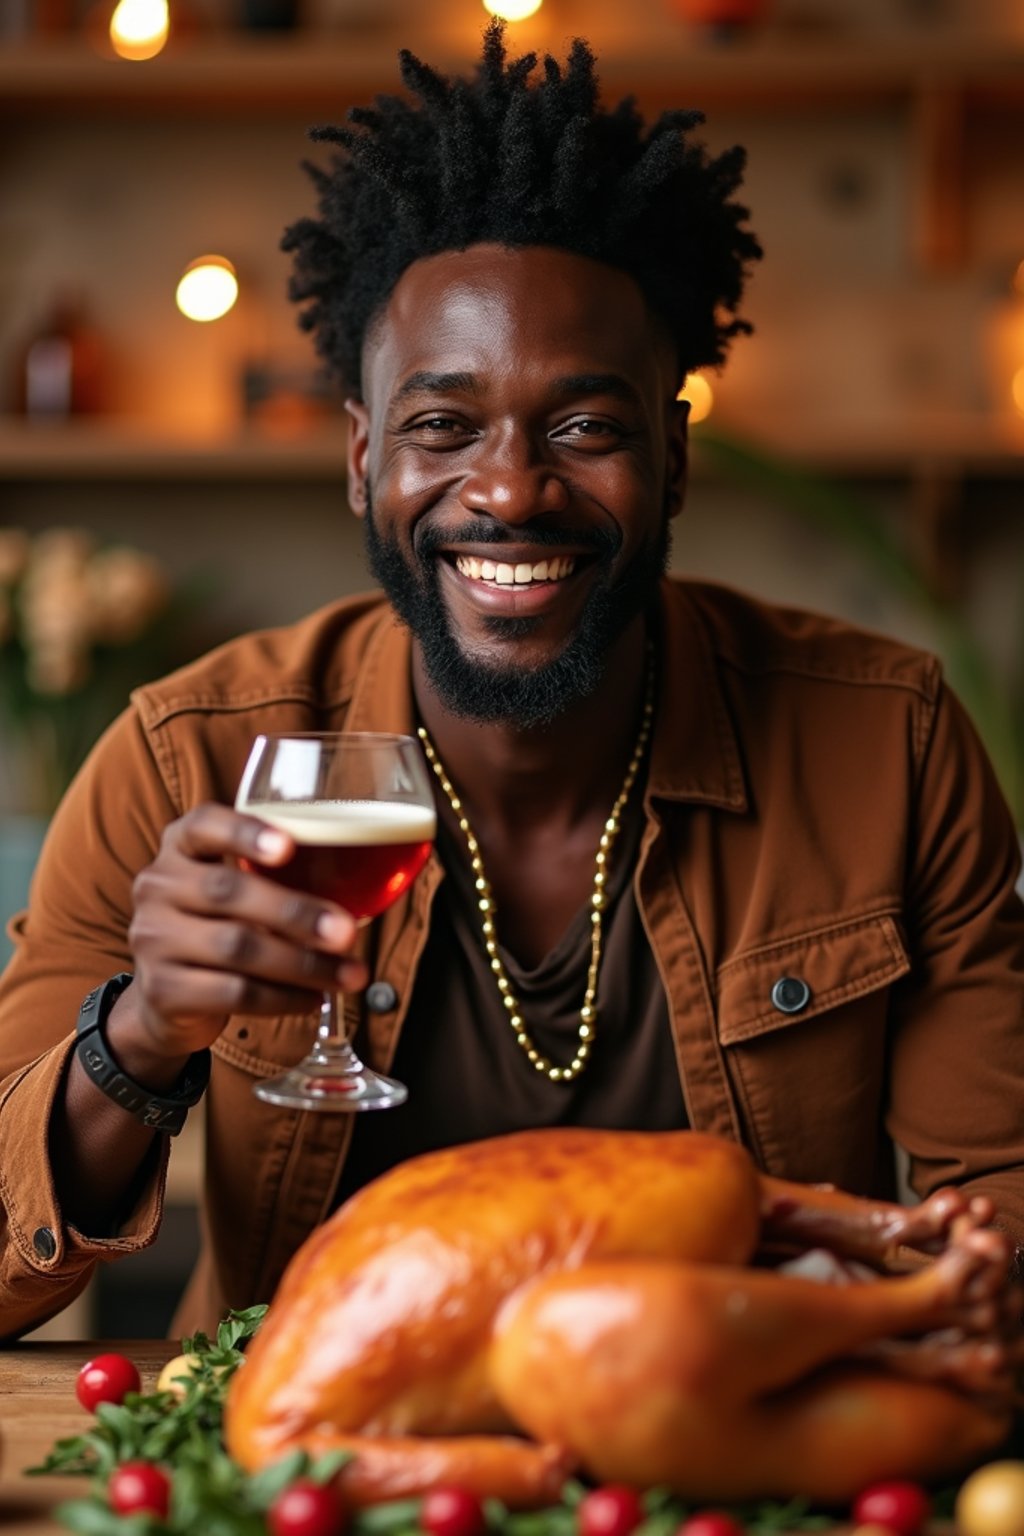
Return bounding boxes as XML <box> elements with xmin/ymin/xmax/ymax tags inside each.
<box><xmin>412</xmin><ymin>617</ymin><xmax>651</xmax><ymax>833</ymax></box>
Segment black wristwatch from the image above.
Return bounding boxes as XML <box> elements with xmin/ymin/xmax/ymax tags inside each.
<box><xmin>74</xmin><ymin>972</ymin><xmax>210</xmax><ymax>1136</ymax></box>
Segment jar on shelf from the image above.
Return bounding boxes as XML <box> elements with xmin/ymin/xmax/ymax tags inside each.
<box><xmin>11</xmin><ymin>297</ymin><xmax>106</xmax><ymax>419</ymax></box>
<box><xmin>664</xmin><ymin>0</ymin><xmax>771</xmax><ymax>32</ymax></box>
<box><xmin>238</xmin><ymin>0</ymin><xmax>298</xmax><ymax>28</ymax></box>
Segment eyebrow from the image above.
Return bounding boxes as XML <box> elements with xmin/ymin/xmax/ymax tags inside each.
<box><xmin>393</xmin><ymin>370</ymin><xmax>641</xmax><ymax>405</ymax></box>
<box><xmin>550</xmin><ymin>373</ymin><xmax>641</xmax><ymax>405</ymax></box>
<box><xmin>394</xmin><ymin>371</ymin><xmax>480</xmax><ymax>402</ymax></box>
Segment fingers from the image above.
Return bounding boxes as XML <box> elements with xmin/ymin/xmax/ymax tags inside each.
<box><xmin>128</xmin><ymin>803</ymin><xmax>372</xmax><ymax>1045</ymax></box>
<box><xmin>137</xmin><ymin>804</ymin><xmax>359</xmax><ymax>952</ymax></box>
<box><xmin>135</xmin><ymin>958</ymin><xmax>367</xmax><ymax>1026</ymax></box>
<box><xmin>137</xmin><ymin>853</ymin><xmax>354</xmax><ymax>952</ymax></box>
<box><xmin>142</xmin><ymin>913</ymin><xmax>365</xmax><ymax>997</ymax></box>
<box><xmin>170</xmin><ymin>802</ymin><xmax>294</xmax><ymax>868</ymax></box>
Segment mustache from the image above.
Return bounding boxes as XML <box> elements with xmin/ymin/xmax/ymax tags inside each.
<box><xmin>414</xmin><ymin>519</ymin><xmax>621</xmax><ymax>558</ymax></box>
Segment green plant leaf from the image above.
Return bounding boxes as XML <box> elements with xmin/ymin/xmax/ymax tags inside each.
<box><xmin>695</xmin><ymin>426</ymin><xmax>1024</xmax><ymax>825</ymax></box>
<box><xmin>308</xmin><ymin>1448</ymin><xmax>354</xmax><ymax>1484</ymax></box>
<box><xmin>636</xmin><ymin>1512</ymin><xmax>685</xmax><ymax>1536</ymax></box>
<box><xmin>54</xmin><ymin>1498</ymin><xmax>157</xmax><ymax>1536</ymax></box>
<box><xmin>503</xmin><ymin>1508</ymin><xmax>578</xmax><ymax>1536</ymax></box>
<box><xmin>559</xmin><ymin>1482</ymin><xmax>587</xmax><ymax>1508</ymax></box>
<box><xmin>355</xmin><ymin>1497</ymin><xmax>425</xmax><ymax>1532</ymax></box>
<box><xmin>246</xmin><ymin>1449</ymin><xmax>311</xmax><ymax>1507</ymax></box>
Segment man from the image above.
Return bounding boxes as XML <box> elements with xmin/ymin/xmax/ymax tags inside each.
<box><xmin>0</xmin><ymin>24</ymin><xmax>1021</xmax><ymax>1342</ymax></box>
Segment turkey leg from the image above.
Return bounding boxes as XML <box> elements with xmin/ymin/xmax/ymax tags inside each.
<box><xmin>491</xmin><ymin>1218</ymin><xmax>1015</xmax><ymax>1502</ymax></box>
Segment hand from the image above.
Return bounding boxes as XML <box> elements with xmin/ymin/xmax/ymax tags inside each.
<box><xmin>117</xmin><ymin>803</ymin><xmax>369</xmax><ymax>1065</ymax></box>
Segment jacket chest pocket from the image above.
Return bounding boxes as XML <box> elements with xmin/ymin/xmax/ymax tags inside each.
<box><xmin>714</xmin><ymin>912</ymin><xmax>910</xmax><ymax>1188</ymax></box>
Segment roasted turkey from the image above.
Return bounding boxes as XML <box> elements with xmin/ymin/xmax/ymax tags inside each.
<box><xmin>225</xmin><ymin>1129</ymin><xmax>1019</xmax><ymax>1506</ymax></box>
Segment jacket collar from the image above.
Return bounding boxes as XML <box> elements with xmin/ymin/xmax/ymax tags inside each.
<box><xmin>341</xmin><ymin>581</ymin><xmax>748</xmax><ymax>813</ymax></box>
<box><xmin>343</xmin><ymin>608</ymin><xmax>417</xmax><ymax>736</ymax></box>
<box><xmin>647</xmin><ymin>580</ymin><xmax>748</xmax><ymax>812</ymax></box>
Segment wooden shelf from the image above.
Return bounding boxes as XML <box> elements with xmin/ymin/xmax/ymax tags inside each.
<box><xmin>2</xmin><ymin>414</ymin><xmax>1022</xmax><ymax>483</ymax></box>
<box><xmin>5</xmin><ymin>24</ymin><xmax>1019</xmax><ymax>274</ymax></box>
<box><xmin>0</xmin><ymin>418</ymin><xmax>348</xmax><ymax>479</ymax></box>
<box><xmin>713</xmin><ymin>413</ymin><xmax>1024</xmax><ymax>478</ymax></box>
<box><xmin>2</xmin><ymin>31</ymin><xmax>1023</xmax><ymax>117</ymax></box>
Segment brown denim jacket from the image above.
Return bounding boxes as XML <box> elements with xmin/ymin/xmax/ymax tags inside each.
<box><xmin>1</xmin><ymin>579</ymin><xmax>1022</xmax><ymax>1341</ymax></box>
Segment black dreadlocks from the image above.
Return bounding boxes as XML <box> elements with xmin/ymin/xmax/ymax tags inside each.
<box><xmin>283</xmin><ymin>20</ymin><xmax>762</xmax><ymax>395</ymax></box>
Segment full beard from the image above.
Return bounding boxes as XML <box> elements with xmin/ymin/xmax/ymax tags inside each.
<box><xmin>362</xmin><ymin>489</ymin><xmax>670</xmax><ymax>729</ymax></box>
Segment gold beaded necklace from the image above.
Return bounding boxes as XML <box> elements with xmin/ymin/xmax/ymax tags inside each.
<box><xmin>416</xmin><ymin>650</ymin><xmax>655</xmax><ymax>1084</ymax></box>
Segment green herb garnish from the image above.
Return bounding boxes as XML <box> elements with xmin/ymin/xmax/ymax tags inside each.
<box><xmin>27</xmin><ymin>1304</ymin><xmax>853</xmax><ymax>1535</ymax></box>
<box><xmin>28</xmin><ymin>1305</ymin><xmax>346</xmax><ymax>1534</ymax></box>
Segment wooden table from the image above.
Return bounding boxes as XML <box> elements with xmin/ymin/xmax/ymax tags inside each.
<box><xmin>0</xmin><ymin>1341</ymin><xmax>178</xmax><ymax>1535</ymax></box>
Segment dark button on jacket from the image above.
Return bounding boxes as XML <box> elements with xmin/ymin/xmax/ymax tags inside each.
<box><xmin>32</xmin><ymin>1226</ymin><xmax>57</xmax><ymax>1261</ymax></box>
<box><xmin>771</xmin><ymin>976</ymin><xmax>812</xmax><ymax>1014</ymax></box>
<box><xmin>365</xmin><ymin>981</ymin><xmax>398</xmax><ymax>1014</ymax></box>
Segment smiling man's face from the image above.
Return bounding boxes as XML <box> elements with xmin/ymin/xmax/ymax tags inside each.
<box><xmin>346</xmin><ymin>243</ymin><xmax>688</xmax><ymax>726</ymax></box>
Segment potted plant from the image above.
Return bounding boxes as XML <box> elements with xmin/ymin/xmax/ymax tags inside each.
<box><xmin>0</xmin><ymin>527</ymin><xmax>199</xmax><ymax>955</ymax></box>
<box><xmin>696</xmin><ymin>427</ymin><xmax>1024</xmax><ymax>837</ymax></box>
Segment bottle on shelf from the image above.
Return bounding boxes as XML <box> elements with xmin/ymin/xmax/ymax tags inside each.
<box><xmin>11</xmin><ymin>294</ymin><xmax>106</xmax><ymax>420</ymax></box>
<box><xmin>31</xmin><ymin>0</ymin><xmax>78</xmax><ymax>31</ymax></box>
<box><xmin>663</xmin><ymin>0</ymin><xmax>771</xmax><ymax>35</ymax></box>
<box><xmin>238</xmin><ymin>0</ymin><xmax>298</xmax><ymax>29</ymax></box>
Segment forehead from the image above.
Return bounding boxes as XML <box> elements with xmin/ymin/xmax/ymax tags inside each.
<box><xmin>361</xmin><ymin>244</ymin><xmax>674</xmax><ymax>404</ymax></box>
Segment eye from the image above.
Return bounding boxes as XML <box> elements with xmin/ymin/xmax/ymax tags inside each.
<box><xmin>554</xmin><ymin>416</ymin><xmax>623</xmax><ymax>444</ymax></box>
<box><xmin>404</xmin><ymin>413</ymin><xmax>476</xmax><ymax>444</ymax></box>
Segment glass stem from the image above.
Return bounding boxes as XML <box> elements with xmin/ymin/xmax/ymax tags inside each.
<box><xmin>314</xmin><ymin>990</ymin><xmax>365</xmax><ymax>1066</ymax></box>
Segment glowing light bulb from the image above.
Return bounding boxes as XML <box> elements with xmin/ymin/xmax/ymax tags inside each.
<box><xmin>483</xmin><ymin>0</ymin><xmax>542</xmax><ymax>19</ymax></box>
<box><xmin>109</xmin><ymin>0</ymin><xmax>169</xmax><ymax>60</ymax></box>
<box><xmin>1012</xmin><ymin>364</ymin><xmax>1024</xmax><ymax>418</ymax></box>
<box><xmin>175</xmin><ymin>256</ymin><xmax>239</xmax><ymax>323</ymax></box>
<box><xmin>677</xmin><ymin>373</ymin><xmax>714</xmax><ymax>424</ymax></box>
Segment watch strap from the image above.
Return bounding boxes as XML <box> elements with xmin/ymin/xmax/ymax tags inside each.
<box><xmin>75</xmin><ymin>973</ymin><xmax>210</xmax><ymax>1136</ymax></box>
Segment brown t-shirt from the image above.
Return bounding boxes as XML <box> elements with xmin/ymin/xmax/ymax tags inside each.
<box><xmin>336</xmin><ymin>783</ymin><xmax>687</xmax><ymax>1205</ymax></box>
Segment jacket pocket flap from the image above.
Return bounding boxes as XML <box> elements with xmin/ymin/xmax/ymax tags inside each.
<box><xmin>716</xmin><ymin>912</ymin><xmax>909</xmax><ymax>1046</ymax></box>
<box><xmin>212</xmin><ymin>1012</ymin><xmax>319</xmax><ymax>1075</ymax></box>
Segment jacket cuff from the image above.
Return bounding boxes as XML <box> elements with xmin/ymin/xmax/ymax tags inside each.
<box><xmin>0</xmin><ymin>1033</ymin><xmax>168</xmax><ymax>1278</ymax></box>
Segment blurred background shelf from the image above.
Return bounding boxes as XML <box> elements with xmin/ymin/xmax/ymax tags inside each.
<box><xmin>2</xmin><ymin>32</ymin><xmax>1022</xmax><ymax>115</ymax></box>
<box><xmin>0</xmin><ymin>418</ymin><xmax>349</xmax><ymax>478</ymax></box>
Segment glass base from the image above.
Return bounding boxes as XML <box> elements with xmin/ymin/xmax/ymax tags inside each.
<box><xmin>253</xmin><ymin>1057</ymin><xmax>408</xmax><ymax>1112</ymax></box>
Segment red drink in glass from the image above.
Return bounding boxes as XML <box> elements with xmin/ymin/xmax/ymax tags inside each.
<box><xmin>247</xmin><ymin>799</ymin><xmax>435</xmax><ymax>920</ymax></box>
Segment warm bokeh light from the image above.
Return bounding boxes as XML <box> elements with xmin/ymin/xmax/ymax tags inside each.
<box><xmin>109</xmin><ymin>0</ymin><xmax>168</xmax><ymax>60</ymax></box>
<box><xmin>482</xmin><ymin>0</ymin><xmax>543</xmax><ymax>19</ymax></box>
<box><xmin>677</xmin><ymin>373</ymin><xmax>714</xmax><ymax>424</ymax></box>
<box><xmin>1014</xmin><ymin>259</ymin><xmax>1024</xmax><ymax>298</ymax></box>
<box><xmin>175</xmin><ymin>256</ymin><xmax>239</xmax><ymax>323</ymax></box>
<box><xmin>1012</xmin><ymin>364</ymin><xmax>1024</xmax><ymax>418</ymax></box>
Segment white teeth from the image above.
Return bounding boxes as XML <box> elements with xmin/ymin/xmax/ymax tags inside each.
<box><xmin>454</xmin><ymin>554</ymin><xmax>576</xmax><ymax>586</ymax></box>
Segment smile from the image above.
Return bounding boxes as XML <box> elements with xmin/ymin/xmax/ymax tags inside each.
<box><xmin>453</xmin><ymin>555</ymin><xmax>577</xmax><ymax>587</ymax></box>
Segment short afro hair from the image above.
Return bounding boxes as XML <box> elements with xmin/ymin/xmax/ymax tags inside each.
<box><xmin>283</xmin><ymin>20</ymin><xmax>762</xmax><ymax>395</ymax></box>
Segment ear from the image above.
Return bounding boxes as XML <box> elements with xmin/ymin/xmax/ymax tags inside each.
<box><xmin>666</xmin><ymin>397</ymin><xmax>689</xmax><ymax>520</ymax></box>
<box><xmin>345</xmin><ymin>397</ymin><xmax>371</xmax><ymax>517</ymax></box>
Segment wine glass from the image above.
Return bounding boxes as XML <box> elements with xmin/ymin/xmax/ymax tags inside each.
<box><xmin>235</xmin><ymin>732</ymin><xmax>436</xmax><ymax>1111</ymax></box>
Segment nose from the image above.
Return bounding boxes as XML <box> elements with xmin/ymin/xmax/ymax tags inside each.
<box><xmin>458</xmin><ymin>429</ymin><xmax>569</xmax><ymax>523</ymax></box>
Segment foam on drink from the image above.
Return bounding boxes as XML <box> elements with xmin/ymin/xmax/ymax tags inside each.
<box><xmin>247</xmin><ymin>799</ymin><xmax>436</xmax><ymax>846</ymax></box>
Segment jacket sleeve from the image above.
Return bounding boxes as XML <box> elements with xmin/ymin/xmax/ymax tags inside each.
<box><xmin>887</xmin><ymin>679</ymin><xmax>1024</xmax><ymax>1247</ymax></box>
<box><xmin>0</xmin><ymin>707</ymin><xmax>179</xmax><ymax>1340</ymax></box>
